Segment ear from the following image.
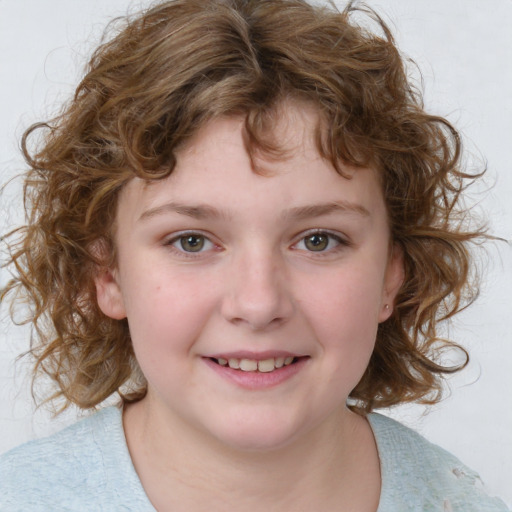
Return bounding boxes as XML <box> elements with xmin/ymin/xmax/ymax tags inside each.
<box><xmin>94</xmin><ymin>266</ymin><xmax>127</xmax><ymax>320</ymax></box>
<box><xmin>378</xmin><ymin>243</ymin><xmax>404</xmax><ymax>323</ymax></box>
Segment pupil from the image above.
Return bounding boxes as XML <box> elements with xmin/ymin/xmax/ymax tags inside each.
<box><xmin>306</xmin><ymin>234</ymin><xmax>328</xmax><ymax>251</ymax></box>
<box><xmin>181</xmin><ymin>235</ymin><xmax>204</xmax><ymax>252</ymax></box>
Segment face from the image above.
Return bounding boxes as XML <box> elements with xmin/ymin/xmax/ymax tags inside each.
<box><xmin>95</xmin><ymin>103</ymin><xmax>403</xmax><ymax>452</ymax></box>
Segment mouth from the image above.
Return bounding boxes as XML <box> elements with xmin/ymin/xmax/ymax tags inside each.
<box><xmin>208</xmin><ymin>356</ymin><xmax>305</xmax><ymax>373</ymax></box>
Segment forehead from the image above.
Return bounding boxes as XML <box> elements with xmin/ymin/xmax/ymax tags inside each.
<box><xmin>116</xmin><ymin>102</ymin><xmax>385</xmax><ymax>227</ymax></box>
<box><xmin>179</xmin><ymin>100</ymin><xmax>326</xmax><ymax>170</ymax></box>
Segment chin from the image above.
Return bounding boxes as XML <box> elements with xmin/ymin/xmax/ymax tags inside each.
<box><xmin>217</xmin><ymin>430</ymin><xmax>299</xmax><ymax>453</ymax></box>
<box><xmin>206</xmin><ymin>412</ymin><xmax>309</xmax><ymax>453</ymax></box>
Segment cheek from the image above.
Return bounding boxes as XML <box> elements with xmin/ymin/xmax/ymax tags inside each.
<box><xmin>121</xmin><ymin>267</ymin><xmax>219</xmax><ymax>355</ymax></box>
<box><xmin>301</xmin><ymin>264</ymin><xmax>383</xmax><ymax>318</ymax></box>
<box><xmin>297</xmin><ymin>266</ymin><xmax>384</xmax><ymax>355</ymax></box>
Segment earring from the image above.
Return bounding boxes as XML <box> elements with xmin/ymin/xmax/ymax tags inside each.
<box><xmin>384</xmin><ymin>304</ymin><xmax>390</xmax><ymax>310</ymax></box>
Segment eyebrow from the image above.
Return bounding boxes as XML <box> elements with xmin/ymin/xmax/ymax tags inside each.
<box><xmin>138</xmin><ymin>202</ymin><xmax>231</xmax><ymax>222</ymax></box>
<box><xmin>283</xmin><ymin>201</ymin><xmax>370</xmax><ymax>220</ymax></box>
<box><xmin>138</xmin><ymin>200</ymin><xmax>370</xmax><ymax>222</ymax></box>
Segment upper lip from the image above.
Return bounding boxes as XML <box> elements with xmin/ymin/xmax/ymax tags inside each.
<box><xmin>204</xmin><ymin>350</ymin><xmax>307</xmax><ymax>361</ymax></box>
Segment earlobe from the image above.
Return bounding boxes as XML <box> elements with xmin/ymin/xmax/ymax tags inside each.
<box><xmin>378</xmin><ymin>244</ymin><xmax>405</xmax><ymax>322</ymax></box>
<box><xmin>94</xmin><ymin>267</ymin><xmax>127</xmax><ymax>320</ymax></box>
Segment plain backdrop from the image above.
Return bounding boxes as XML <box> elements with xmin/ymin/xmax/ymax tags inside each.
<box><xmin>1</xmin><ymin>0</ymin><xmax>511</xmax><ymax>507</ymax></box>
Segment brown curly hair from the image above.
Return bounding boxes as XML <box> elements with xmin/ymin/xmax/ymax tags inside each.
<box><xmin>1</xmin><ymin>0</ymin><xmax>486</xmax><ymax>413</ymax></box>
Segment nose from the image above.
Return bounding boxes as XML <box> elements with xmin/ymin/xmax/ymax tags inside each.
<box><xmin>220</xmin><ymin>248</ymin><xmax>294</xmax><ymax>331</ymax></box>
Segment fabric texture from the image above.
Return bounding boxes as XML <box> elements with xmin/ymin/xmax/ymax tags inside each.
<box><xmin>0</xmin><ymin>406</ymin><xmax>509</xmax><ymax>511</ymax></box>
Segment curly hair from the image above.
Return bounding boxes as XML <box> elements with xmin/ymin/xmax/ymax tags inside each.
<box><xmin>1</xmin><ymin>0</ymin><xmax>486</xmax><ymax>413</ymax></box>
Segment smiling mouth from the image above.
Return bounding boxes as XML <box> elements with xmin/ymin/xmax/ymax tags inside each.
<box><xmin>210</xmin><ymin>356</ymin><xmax>303</xmax><ymax>373</ymax></box>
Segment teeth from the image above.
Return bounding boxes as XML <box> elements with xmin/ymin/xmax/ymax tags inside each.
<box><xmin>257</xmin><ymin>358</ymin><xmax>275</xmax><ymax>373</ymax></box>
<box><xmin>215</xmin><ymin>356</ymin><xmax>296</xmax><ymax>372</ymax></box>
<box><xmin>239</xmin><ymin>359</ymin><xmax>258</xmax><ymax>372</ymax></box>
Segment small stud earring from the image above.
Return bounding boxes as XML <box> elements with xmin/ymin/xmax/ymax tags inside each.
<box><xmin>384</xmin><ymin>304</ymin><xmax>390</xmax><ymax>310</ymax></box>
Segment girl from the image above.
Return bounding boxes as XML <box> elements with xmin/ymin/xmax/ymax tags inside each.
<box><xmin>1</xmin><ymin>0</ymin><xmax>510</xmax><ymax>510</ymax></box>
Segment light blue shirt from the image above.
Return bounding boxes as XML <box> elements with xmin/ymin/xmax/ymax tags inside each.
<box><xmin>0</xmin><ymin>406</ymin><xmax>509</xmax><ymax>511</ymax></box>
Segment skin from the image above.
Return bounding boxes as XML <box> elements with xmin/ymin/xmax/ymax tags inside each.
<box><xmin>95</xmin><ymin>102</ymin><xmax>403</xmax><ymax>511</ymax></box>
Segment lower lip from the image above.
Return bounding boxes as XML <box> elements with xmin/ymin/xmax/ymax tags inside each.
<box><xmin>203</xmin><ymin>357</ymin><xmax>308</xmax><ymax>390</ymax></box>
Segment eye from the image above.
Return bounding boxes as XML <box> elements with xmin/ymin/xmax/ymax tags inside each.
<box><xmin>294</xmin><ymin>231</ymin><xmax>346</xmax><ymax>253</ymax></box>
<box><xmin>179</xmin><ymin>234</ymin><xmax>206</xmax><ymax>252</ymax></box>
<box><xmin>304</xmin><ymin>233</ymin><xmax>330</xmax><ymax>251</ymax></box>
<box><xmin>167</xmin><ymin>233</ymin><xmax>215</xmax><ymax>253</ymax></box>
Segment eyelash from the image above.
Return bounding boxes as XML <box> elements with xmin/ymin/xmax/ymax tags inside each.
<box><xmin>291</xmin><ymin>230</ymin><xmax>350</xmax><ymax>256</ymax></box>
<box><xmin>164</xmin><ymin>232</ymin><xmax>217</xmax><ymax>258</ymax></box>
<box><xmin>164</xmin><ymin>229</ymin><xmax>350</xmax><ymax>259</ymax></box>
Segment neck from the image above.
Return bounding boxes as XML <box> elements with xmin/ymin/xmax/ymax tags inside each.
<box><xmin>123</xmin><ymin>398</ymin><xmax>380</xmax><ymax>512</ymax></box>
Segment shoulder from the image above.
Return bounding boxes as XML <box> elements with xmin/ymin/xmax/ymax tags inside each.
<box><xmin>0</xmin><ymin>406</ymin><xmax>153</xmax><ymax>511</ymax></box>
<box><xmin>368</xmin><ymin>413</ymin><xmax>510</xmax><ymax>512</ymax></box>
